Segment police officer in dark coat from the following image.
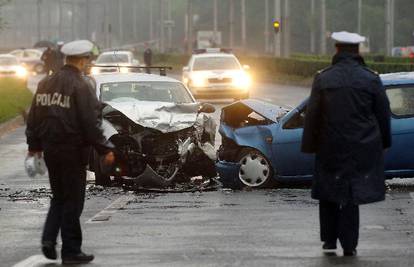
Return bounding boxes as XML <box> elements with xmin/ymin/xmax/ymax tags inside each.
<box><xmin>301</xmin><ymin>31</ymin><xmax>391</xmax><ymax>256</ymax></box>
<box><xmin>41</xmin><ymin>46</ymin><xmax>56</xmax><ymax>75</ymax></box>
<box><xmin>26</xmin><ymin>40</ymin><xmax>115</xmax><ymax>264</ymax></box>
<box><xmin>144</xmin><ymin>43</ymin><xmax>153</xmax><ymax>74</ymax></box>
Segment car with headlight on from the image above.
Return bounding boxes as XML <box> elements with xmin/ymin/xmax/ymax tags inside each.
<box><xmin>216</xmin><ymin>72</ymin><xmax>414</xmax><ymax>189</ymax></box>
<box><xmin>0</xmin><ymin>54</ymin><xmax>28</xmax><ymax>80</ymax></box>
<box><xmin>182</xmin><ymin>48</ymin><xmax>251</xmax><ymax>100</ymax></box>
<box><xmin>9</xmin><ymin>48</ymin><xmax>45</xmax><ymax>74</ymax></box>
<box><xmin>88</xmin><ymin>70</ymin><xmax>217</xmax><ymax>187</ymax></box>
<box><xmin>90</xmin><ymin>51</ymin><xmax>140</xmax><ymax>75</ymax></box>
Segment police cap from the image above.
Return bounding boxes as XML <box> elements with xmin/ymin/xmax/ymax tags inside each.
<box><xmin>61</xmin><ymin>40</ymin><xmax>94</xmax><ymax>57</ymax></box>
<box><xmin>331</xmin><ymin>31</ymin><xmax>366</xmax><ymax>44</ymax></box>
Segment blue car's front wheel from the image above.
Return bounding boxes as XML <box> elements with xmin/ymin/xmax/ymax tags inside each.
<box><xmin>237</xmin><ymin>148</ymin><xmax>274</xmax><ymax>188</ymax></box>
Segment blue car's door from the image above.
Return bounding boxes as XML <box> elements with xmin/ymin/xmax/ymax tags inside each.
<box><xmin>384</xmin><ymin>85</ymin><xmax>414</xmax><ymax>176</ymax></box>
<box><xmin>272</xmin><ymin>107</ymin><xmax>315</xmax><ymax>178</ymax></box>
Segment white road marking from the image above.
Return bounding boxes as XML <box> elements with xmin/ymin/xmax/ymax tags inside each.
<box><xmin>86</xmin><ymin>194</ymin><xmax>133</xmax><ymax>224</ymax></box>
<box><xmin>410</xmin><ymin>192</ymin><xmax>414</xmax><ymax>201</ymax></box>
<box><xmin>12</xmin><ymin>255</ymin><xmax>55</xmax><ymax>267</ymax></box>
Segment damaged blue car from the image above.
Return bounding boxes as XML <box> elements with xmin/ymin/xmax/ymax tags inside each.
<box><xmin>216</xmin><ymin>72</ymin><xmax>414</xmax><ymax>189</ymax></box>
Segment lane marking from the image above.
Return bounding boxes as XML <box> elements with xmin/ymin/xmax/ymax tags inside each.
<box><xmin>86</xmin><ymin>194</ymin><xmax>133</xmax><ymax>224</ymax></box>
<box><xmin>12</xmin><ymin>255</ymin><xmax>55</xmax><ymax>267</ymax></box>
<box><xmin>410</xmin><ymin>193</ymin><xmax>414</xmax><ymax>201</ymax></box>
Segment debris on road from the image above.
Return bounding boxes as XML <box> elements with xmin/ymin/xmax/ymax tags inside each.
<box><xmin>5</xmin><ymin>187</ymin><xmax>51</xmax><ymax>202</ymax></box>
<box><xmin>124</xmin><ymin>177</ymin><xmax>221</xmax><ymax>193</ymax></box>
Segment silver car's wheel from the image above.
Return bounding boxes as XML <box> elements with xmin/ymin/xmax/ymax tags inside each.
<box><xmin>238</xmin><ymin>149</ymin><xmax>272</xmax><ymax>188</ymax></box>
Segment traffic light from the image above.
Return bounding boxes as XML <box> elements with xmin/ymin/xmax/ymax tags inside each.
<box><xmin>273</xmin><ymin>20</ymin><xmax>281</xmax><ymax>34</ymax></box>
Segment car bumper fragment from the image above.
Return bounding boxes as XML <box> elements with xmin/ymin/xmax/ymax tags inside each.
<box><xmin>216</xmin><ymin>160</ymin><xmax>241</xmax><ymax>189</ymax></box>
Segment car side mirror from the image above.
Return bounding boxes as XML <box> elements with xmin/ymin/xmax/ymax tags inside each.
<box><xmin>199</xmin><ymin>103</ymin><xmax>215</xmax><ymax>114</ymax></box>
<box><xmin>243</xmin><ymin>65</ymin><xmax>250</xmax><ymax>71</ymax></box>
<box><xmin>183</xmin><ymin>66</ymin><xmax>189</xmax><ymax>72</ymax></box>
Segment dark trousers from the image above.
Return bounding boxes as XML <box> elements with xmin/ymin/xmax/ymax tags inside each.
<box><xmin>42</xmin><ymin>145</ymin><xmax>86</xmax><ymax>257</ymax></box>
<box><xmin>319</xmin><ymin>200</ymin><xmax>359</xmax><ymax>251</ymax></box>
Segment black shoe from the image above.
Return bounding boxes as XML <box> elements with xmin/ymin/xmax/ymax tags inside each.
<box><xmin>343</xmin><ymin>249</ymin><xmax>357</xmax><ymax>256</ymax></box>
<box><xmin>41</xmin><ymin>241</ymin><xmax>57</xmax><ymax>260</ymax></box>
<box><xmin>322</xmin><ymin>241</ymin><xmax>337</xmax><ymax>250</ymax></box>
<box><xmin>62</xmin><ymin>252</ymin><xmax>94</xmax><ymax>264</ymax></box>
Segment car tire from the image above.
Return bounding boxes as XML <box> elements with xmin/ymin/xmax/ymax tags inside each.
<box><xmin>236</xmin><ymin>148</ymin><xmax>274</xmax><ymax>188</ymax></box>
<box><xmin>91</xmin><ymin>150</ymin><xmax>111</xmax><ymax>186</ymax></box>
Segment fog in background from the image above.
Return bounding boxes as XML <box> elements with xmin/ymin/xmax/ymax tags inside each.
<box><xmin>0</xmin><ymin>0</ymin><xmax>413</xmax><ymax>55</ymax></box>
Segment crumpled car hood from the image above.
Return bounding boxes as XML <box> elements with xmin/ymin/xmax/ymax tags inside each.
<box><xmin>104</xmin><ymin>99</ymin><xmax>201</xmax><ymax>133</ymax></box>
<box><xmin>222</xmin><ymin>99</ymin><xmax>288</xmax><ymax>123</ymax></box>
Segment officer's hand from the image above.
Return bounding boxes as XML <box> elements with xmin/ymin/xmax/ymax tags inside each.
<box><xmin>103</xmin><ymin>151</ymin><xmax>115</xmax><ymax>166</ymax></box>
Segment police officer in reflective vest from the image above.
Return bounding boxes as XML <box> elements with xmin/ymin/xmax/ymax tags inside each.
<box><xmin>302</xmin><ymin>32</ymin><xmax>391</xmax><ymax>256</ymax></box>
<box><xmin>26</xmin><ymin>40</ymin><xmax>115</xmax><ymax>264</ymax></box>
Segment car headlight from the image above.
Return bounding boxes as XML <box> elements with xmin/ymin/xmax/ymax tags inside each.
<box><xmin>232</xmin><ymin>72</ymin><xmax>251</xmax><ymax>90</ymax></box>
<box><xmin>183</xmin><ymin>77</ymin><xmax>189</xmax><ymax>85</ymax></box>
<box><xmin>190</xmin><ymin>74</ymin><xmax>207</xmax><ymax>87</ymax></box>
<box><xmin>120</xmin><ymin>67</ymin><xmax>129</xmax><ymax>74</ymax></box>
<box><xmin>15</xmin><ymin>66</ymin><xmax>27</xmax><ymax>78</ymax></box>
<box><xmin>90</xmin><ymin>67</ymin><xmax>100</xmax><ymax>75</ymax></box>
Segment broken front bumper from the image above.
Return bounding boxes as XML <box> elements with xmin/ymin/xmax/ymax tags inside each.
<box><xmin>215</xmin><ymin>160</ymin><xmax>241</xmax><ymax>189</ymax></box>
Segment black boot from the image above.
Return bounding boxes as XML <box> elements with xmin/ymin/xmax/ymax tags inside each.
<box><xmin>343</xmin><ymin>249</ymin><xmax>357</xmax><ymax>256</ymax></box>
<box><xmin>322</xmin><ymin>241</ymin><xmax>337</xmax><ymax>251</ymax></box>
<box><xmin>62</xmin><ymin>252</ymin><xmax>94</xmax><ymax>264</ymax></box>
<box><xmin>41</xmin><ymin>241</ymin><xmax>57</xmax><ymax>260</ymax></box>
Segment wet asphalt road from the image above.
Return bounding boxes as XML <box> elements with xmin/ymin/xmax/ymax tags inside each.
<box><xmin>1</xmin><ymin>77</ymin><xmax>414</xmax><ymax>266</ymax></box>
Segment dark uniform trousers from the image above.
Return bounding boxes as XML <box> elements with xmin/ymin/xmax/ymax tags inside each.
<box><xmin>41</xmin><ymin>145</ymin><xmax>86</xmax><ymax>256</ymax></box>
<box><xmin>319</xmin><ymin>200</ymin><xmax>359</xmax><ymax>250</ymax></box>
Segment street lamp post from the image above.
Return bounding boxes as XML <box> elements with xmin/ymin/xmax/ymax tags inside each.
<box><xmin>213</xmin><ymin>0</ymin><xmax>218</xmax><ymax>44</ymax></box>
<box><xmin>274</xmin><ymin>0</ymin><xmax>281</xmax><ymax>57</ymax></box>
<box><xmin>320</xmin><ymin>0</ymin><xmax>327</xmax><ymax>55</ymax></box>
<box><xmin>229</xmin><ymin>0</ymin><xmax>235</xmax><ymax>48</ymax></box>
<box><xmin>241</xmin><ymin>0</ymin><xmax>247</xmax><ymax>50</ymax></box>
<box><xmin>357</xmin><ymin>0</ymin><xmax>362</xmax><ymax>34</ymax></box>
<box><xmin>310</xmin><ymin>0</ymin><xmax>316</xmax><ymax>54</ymax></box>
<box><xmin>37</xmin><ymin>0</ymin><xmax>42</xmax><ymax>41</ymax></box>
<box><xmin>187</xmin><ymin>0</ymin><xmax>193</xmax><ymax>54</ymax></box>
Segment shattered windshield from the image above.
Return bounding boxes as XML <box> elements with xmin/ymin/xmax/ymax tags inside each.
<box><xmin>101</xmin><ymin>81</ymin><xmax>194</xmax><ymax>103</ymax></box>
<box><xmin>193</xmin><ymin>56</ymin><xmax>240</xmax><ymax>71</ymax></box>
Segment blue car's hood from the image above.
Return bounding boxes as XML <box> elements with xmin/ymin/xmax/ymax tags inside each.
<box><xmin>222</xmin><ymin>99</ymin><xmax>288</xmax><ymax>123</ymax></box>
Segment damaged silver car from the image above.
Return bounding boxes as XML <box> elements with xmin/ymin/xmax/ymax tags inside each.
<box><xmin>88</xmin><ymin>72</ymin><xmax>217</xmax><ymax>187</ymax></box>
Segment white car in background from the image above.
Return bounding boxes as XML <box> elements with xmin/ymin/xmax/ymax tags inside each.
<box><xmin>87</xmin><ymin>71</ymin><xmax>217</xmax><ymax>186</ymax></box>
<box><xmin>0</xmin><ymin>54</ymin><xmax>28</xmax><ymax>79</ymax></box>
<box><xmin>182</xmin><ymin>48</ymin><xmax>251</xmax><ymax>100</ymax></box>
<box><xmin>90</xmin><ymin>50</ymin><xmax>140</xmax><ymax>75</ymax></box>
<box><xmin>9</xmin><ymin>49</ymin><xmax>44</xmax><ymax>74</ymax></box>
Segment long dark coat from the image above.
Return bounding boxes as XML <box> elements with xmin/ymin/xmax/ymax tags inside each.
<box><xmin>301</xmin><ymin>52</ymin><xmax>392</xmax><ymax>205</ymax></box>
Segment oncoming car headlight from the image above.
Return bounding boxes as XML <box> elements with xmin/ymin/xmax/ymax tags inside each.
<box><xmin>232</xmin><ymin>71</ymin><xmax>251</xmax><ymax>90</ymax></box>
<box><xmin>90</xmin><ymin>67</ymin><xmax>100</xmax><ymax>75</ymax></box>
<box><xmin>190</xmin><ymin>73</ymin><xmax>207</xmax><ymax>87</ymax></box>
<box><xmin>15</xmin><ymin>66</ymin><xmax>27</xmax><ymax>78</ymax></box>
<box><xmin>120</xmin><ymin>67</ymin><xmax>129</xmax><ymax>74</ymax></box>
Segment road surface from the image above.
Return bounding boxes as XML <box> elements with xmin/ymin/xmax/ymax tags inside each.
<box><xmin>1</xmin><ymin>75</ymin><xmax>413</xmax><ymax>267</ymax></box>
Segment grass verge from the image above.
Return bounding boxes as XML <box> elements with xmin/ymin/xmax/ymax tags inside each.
<box><xmin>0</xmin><ymin>78</ymin><xmax>33</xmax><ymax>123</ymax></box>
